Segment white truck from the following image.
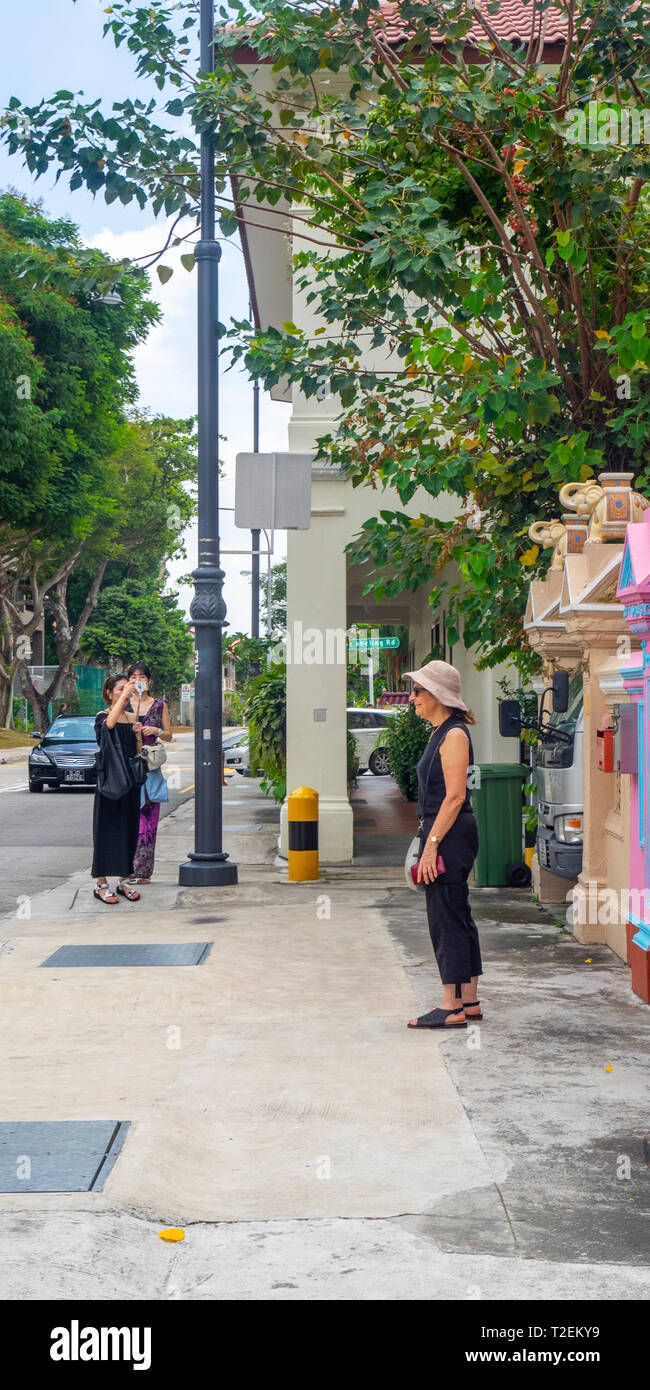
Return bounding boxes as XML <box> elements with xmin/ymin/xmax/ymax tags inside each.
<box><xmin>499</xmin><ymin>670</ymin><xmax>584</xmax><ymax>883</ymax></box>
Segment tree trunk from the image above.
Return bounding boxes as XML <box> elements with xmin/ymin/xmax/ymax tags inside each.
<box><xmin>43</xmin><ymin>562</ymin><xmax>109</xmax><ymax>719</ymax></box>
<box><xmin>0</xmin><ymin>674</ymin><xmax>13</xmax><ymax>728</ymax></box>
<box><xmin>0</xmin><ymin>544</ymin><xmax>88</xmax><ymax>730</ymax></box>
<box><xmin>17</xmin><ymin>663</ymin><xmax>51</xmax><ymax>733</ymax></box>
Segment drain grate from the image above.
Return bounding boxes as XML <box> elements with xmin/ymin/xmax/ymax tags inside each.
<box><xmin>41</xmin><ymin>942</ymin><xmax>212</xmax><ymax>968</ymax></box>
<box><xmin>0</xmin><ymin>1120</ymin><xmax>129</xmax><ymax>1192</ymax></box>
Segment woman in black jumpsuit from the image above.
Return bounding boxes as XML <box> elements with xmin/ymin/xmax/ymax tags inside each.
<box><xmin>92</xmin><ymin>675</ymin><xmax>143</xmax><ymax>905</ymax></box>
<box><xmin>404</xmin><ymin>660</ymin><xmax>483</xmax><ymax>1029</ymax></box>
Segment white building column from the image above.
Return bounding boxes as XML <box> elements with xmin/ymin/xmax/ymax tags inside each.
<box><xmin>279</xmin><ymin>475</ymin><xmax>354</xmax><ymax>864</ymax></box>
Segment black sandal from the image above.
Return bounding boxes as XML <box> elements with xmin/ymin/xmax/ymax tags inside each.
<box><xmin>94</xmin><ymin>884</ymin><xmax>119</xmax><ymax>905</ymax></box>
<box><xmin>407</xmin><ymin>1007</ymin><xmax>467</xmax><ymax>1029</ymax></box>
<box><xmin>462</xmin><ymin>999</ymin><xmax>483</xmax><ymax>1019</ymax></box>
<box><xmin>117</xmin><ymin>882</ymin><xmax>141</xmax><ymax>902</ymax></box>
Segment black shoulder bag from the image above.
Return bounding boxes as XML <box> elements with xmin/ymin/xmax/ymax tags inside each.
<box><xmin>96</xmin><ymin>720</ymin><xmax>147</xmax><ymax>800</ymax></box>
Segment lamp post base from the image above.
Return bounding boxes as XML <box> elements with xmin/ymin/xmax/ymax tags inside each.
<box><xmin>178</xmin><ymin>857</ymin><xmax>239</xmax><ymax>887</ymax></box>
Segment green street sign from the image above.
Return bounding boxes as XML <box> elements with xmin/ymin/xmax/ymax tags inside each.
<box><xmin>347</xmin><ymin>637</ymin><xmax>400</xmax><ymax>649</ymax></box>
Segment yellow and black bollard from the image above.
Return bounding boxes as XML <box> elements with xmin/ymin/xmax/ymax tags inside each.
<box><xmin>288</xmin><ymin>786</ymin><xmax>319</xmax><ymax>881</ymax></box>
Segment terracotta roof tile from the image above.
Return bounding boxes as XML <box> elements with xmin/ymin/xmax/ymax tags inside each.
<box><xmin>379</xmin><ymin>0</ymin><xmax>569</xmax><ymax>46</ymax></box>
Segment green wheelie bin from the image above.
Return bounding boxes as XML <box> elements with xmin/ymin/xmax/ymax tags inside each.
<box><xmin>471</xmin><ymin>763</ymin><xmax>530</xmax><ymax>887</ymax></box>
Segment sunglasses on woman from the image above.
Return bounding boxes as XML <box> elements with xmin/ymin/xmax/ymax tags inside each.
<box><xmin>412</xmin><ymin>686</ymin><xmax>425</xmax><ymax>695</ymax></box>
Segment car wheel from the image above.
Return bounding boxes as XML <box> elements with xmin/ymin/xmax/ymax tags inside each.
<box><xmin>29</xmin><ymin>780</ymin><xmax>44</xmax><ymax>793</ymax></box>
<box><xmin>369</xmin><ymin>748</ymin><xmax>391</xmax><ymax>776</ymax></box>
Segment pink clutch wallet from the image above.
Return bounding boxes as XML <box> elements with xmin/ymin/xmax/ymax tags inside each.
<box><xmin>411</xmin><ymin>854</ymin><xmax>445</xmax><ymax>886</ymax></box>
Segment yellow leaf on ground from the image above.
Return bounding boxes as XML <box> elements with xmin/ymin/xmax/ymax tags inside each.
<box><xmin>159</xmin><ymin>1228</ymin><xmax>185</xmax><ymax>1242</ymax></box>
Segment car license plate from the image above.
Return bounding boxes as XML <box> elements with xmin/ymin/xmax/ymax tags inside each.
<box><xmin>64</xmin><ymin>769</ymin><xmax>85</xmax><ymax>782</ymax></box>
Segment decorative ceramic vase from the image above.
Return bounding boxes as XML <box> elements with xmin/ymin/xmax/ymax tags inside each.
<box><xmin>592</xmin><ymin>472</ymin><xmax>647</xmax><ymax>542</ymax></box>
<box><xmin>561</xmin><ymin>513</ymin><xmax>588</xmax><ymax>555</ymax></box>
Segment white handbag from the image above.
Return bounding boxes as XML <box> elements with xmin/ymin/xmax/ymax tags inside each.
<box><xmin>404</xmin><ymin>834</ymin><xmax>423</xmax><ymax>891</ymax></box>
<box><xmin>142</xmin><ymin>740</ymin><xmax>167</xmax><ymax>770</ymax></box>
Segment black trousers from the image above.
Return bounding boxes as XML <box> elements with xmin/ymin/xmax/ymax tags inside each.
<box><xmin>420</xmin><ymin>810</ymin><xmax>482</xmax><ymax>995</ymax></box>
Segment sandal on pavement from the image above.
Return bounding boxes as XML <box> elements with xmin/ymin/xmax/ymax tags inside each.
<box><xmin>407</xmin><ymin>1007</ymin><xmax>467</xmax><ymax>1029</ymax></box>
<box><xmin>94</xmin><ymin>884</ymin><xmax>119</xmax><ymax>905</ymax></box>
<box><xmin>462</xmin><ymin>999</ymin><xmax>483</xmax><ymax>1019</ymax></box>
<box><xmin>117</xmin><ymin>882</ymin><xmax>141</xmax><ymax>902</ymax></box>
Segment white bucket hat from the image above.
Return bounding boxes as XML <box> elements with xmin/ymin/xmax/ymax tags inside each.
<box><xmin>404</xmin><ymin>659</ymin><xmax>468</xmax><ymax>712</ymax></box>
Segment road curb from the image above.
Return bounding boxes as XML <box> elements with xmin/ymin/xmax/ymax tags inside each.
<box><xmin>0</xmin><ymin>748</ymin><xmax>30</xmax><ymax>765</ymax></box>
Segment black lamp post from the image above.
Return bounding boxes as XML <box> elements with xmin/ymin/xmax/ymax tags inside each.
<box><xmin>179</xmin><ymin>0</ymin><xmax>237</xmax><ymax>886</ymax></box>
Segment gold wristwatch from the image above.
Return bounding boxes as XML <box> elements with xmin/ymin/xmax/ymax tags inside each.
<box><xmin>428</xmin><ymin>833</ymin><xmax>439</xmax><ymax>846</ymax></box>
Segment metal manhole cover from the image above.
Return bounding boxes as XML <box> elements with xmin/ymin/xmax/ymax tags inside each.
<box><xmin>41</xmin><ymin>943</ymin><xmax>212</xmax><ymax>968</ymax></box>
<box><xmin>0</xmin><ymin>1120</ymin><xmax>129</xmax><ymax>1192</ymax></box>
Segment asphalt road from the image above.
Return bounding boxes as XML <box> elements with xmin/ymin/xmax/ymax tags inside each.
<box><xmin>0</xmin><ymin>733</ymin><xmax>197</xmax><ymax>920</ymax></box>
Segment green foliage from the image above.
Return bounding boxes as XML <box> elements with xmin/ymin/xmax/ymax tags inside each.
<box><xmin>347</xmin><ymin>728</ymin><xmax>359</xmax><ymax>789</ymax></box>
<box><xmin>346</xmin><ymin>623</ymin><xmax>409</xmax><ymax>703</ymax></box>
<box><xmin>81</xmin><ymin>580</ymin><xmax>193</xmax><ymax>693</ymax></box>
<box><xmin>262</xmin><ymin>559</ymin><xmax>287</xmax><ymax>636</ymax></box>
<box><xmin>0</xmin><ymin>193</ymin><xmax>166</xmax><ymax>727</ymax></box>
<box><xmin>7</xmin><ymin>4</ymin><xmax>650</xmax><ymax>671</ymax></box>
<box><xmin>227</xmin><ymin>632</ymin><xmax>271</xmax><ymax>689</ymax></box>
<box><xmin>243</xmin><ymin>665</ymin><xmax>286</xmax><ymax>801</ymax></box>
<box><xmin>224</xmin><ymin>689</ymin><xmax>246</xmax><ymax>726</ymax></box>
<box><xmin>384</xmin><ymin>703</ymin><xmax>431</xmax><ymax>803</ymax></box>
<box><xmin>0</xmin><ymin>192</ymin><xmax>157</xmax><ymax>537</ymax></box>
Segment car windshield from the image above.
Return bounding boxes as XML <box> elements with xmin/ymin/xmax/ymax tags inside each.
<box><xmin>223</xmin><ymin>731</ymin><xmax>243</xmax><ymax>748</ymax></box>
<box><xmin>43</xmin><ymin>718</ymin><xmax>97</xmax><ymax>743</ymax></box>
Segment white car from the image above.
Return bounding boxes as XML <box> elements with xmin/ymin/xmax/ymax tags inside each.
<box><xmin>347</xmin><ymin>707</ymin><xmax>395</xmax><ymax>775</ymax></box>
<box><xmin>224</xmin><ymin>733</ymin><xmax>250</xmax><ymax>773</ymax></box>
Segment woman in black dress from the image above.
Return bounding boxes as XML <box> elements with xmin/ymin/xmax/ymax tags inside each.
<box><xmin>92</xmin><ymin>675</ymin><xmax>142</xmax><ymax>905</ymax></box>
<box><xmin>404</xmin><ymin>660</ymin><xmax>483</xmax><ymax>1029</ymax></box>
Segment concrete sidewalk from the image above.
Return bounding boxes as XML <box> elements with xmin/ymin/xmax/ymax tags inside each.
<box><xmin>0</xmin><ymin>779</ymin><xmax>648</xmax><ymax>1300</ymax></box>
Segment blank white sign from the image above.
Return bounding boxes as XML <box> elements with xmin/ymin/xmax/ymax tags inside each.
<box><xmin>235</xmin><ymin>452</ymin><xmax>313</xmax><ymax>530</ymax></box>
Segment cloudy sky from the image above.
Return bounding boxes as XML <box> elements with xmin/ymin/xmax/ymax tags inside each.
<box><xmin>0</xmin><ymin>0</ymin><xmax>291</xmax><ymax>634</ymax></box>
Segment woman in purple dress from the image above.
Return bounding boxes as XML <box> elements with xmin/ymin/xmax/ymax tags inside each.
<box><xmin>124</xmin><ymin>661</ymin><xmax>173</xmax><ymax>883</ymax></box>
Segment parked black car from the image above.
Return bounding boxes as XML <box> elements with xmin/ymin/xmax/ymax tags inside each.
<box><xmin>28</xmin><ymin>715</ymin><xmax>99</xmax><ymax>792</ymax></box>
